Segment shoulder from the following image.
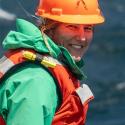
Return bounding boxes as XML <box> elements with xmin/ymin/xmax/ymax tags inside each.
<box><xmin>0</xmin><ymin>62</ymin><xmax>59</xmax><ymax>107</ymax></box>
<box><xmin>0</xmin><ymin>62</ymin><xmax>60</xmax><ymax>124</ymax></box>
<box><xmin>3</xmin><ymin>62</ymin><xmax>55</xmax><ymax>85</ymax></box>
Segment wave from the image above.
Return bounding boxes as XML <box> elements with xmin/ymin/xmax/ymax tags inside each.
<box><xmin>0</xmin><ymin>8</ymin><xmax>16</xmax><ymax>21</ymax></box>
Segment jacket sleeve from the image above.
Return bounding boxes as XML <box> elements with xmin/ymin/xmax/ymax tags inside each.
<box><xmin>0</xmin><ymin>63</ymin><xmax>59</xmax><ymax>125</ymax></box>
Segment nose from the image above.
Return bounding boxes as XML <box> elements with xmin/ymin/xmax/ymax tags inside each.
<box><xmin>76</xmin><ymin>26</ymin><xmax>86</xmax><ymax>41</ymax></box>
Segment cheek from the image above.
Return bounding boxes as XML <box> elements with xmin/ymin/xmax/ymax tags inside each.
<box><xmin>86</xmin><ymin>32</ymin><xmax>93</xmax><ymax>43</ymax></box>
<box><xmin>53</xmin><ymin>30</ymin><xmax>72</xmax><ymax>45</ymax></box>
<box><xmin>52</xmin><ymin>32</ymin><xmax>64</xmax><ymax>45</ymax></box>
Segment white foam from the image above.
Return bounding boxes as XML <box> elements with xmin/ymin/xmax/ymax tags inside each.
<box><xmin>116</xmin><ymin>82</ymin><xmax>125</xmax><ymax>90</ymax></box>
<box><xmin>0</xmin><ymin>8</ymin><xmax>16</xmax><ymax>21</ymax></box>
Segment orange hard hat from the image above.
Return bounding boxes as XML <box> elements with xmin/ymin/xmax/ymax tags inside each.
<box><xmin>36</xmin><ymin>0</ymin><xmax>105</xmax><ymax>24</ymax></box>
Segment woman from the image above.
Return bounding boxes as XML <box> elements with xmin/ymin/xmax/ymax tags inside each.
<box><xmin>0</xmin><ymin>0</ymin><xmax>105</xmax><ymax>124</ymax></box>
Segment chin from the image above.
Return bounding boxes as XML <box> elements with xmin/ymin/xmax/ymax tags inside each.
<box><xmin>72</xmin><ymin>56</ymin><xmax>82</xmax><ymax>62</ymax></box>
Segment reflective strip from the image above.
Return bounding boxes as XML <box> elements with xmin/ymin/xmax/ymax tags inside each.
<box><xmin>0</xmin><ymin>56</ymin><xmax>14</xmax><ymax>75</ymax></box>
<box><xmin>76</xmin><ymin>84</ymin><xmax>94</xmax><ymax>105</ymax></box>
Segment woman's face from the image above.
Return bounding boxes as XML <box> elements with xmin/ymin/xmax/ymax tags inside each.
<box><xmin>47</xmin><ymin>23</ymin><xmax>94</xmax><ymax>61</ymax></box>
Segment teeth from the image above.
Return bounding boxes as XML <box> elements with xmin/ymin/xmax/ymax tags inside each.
<box><xmin>70</xmin><ymin>44</ymin><xmax>83</xmax><ymax>49</ymax></box>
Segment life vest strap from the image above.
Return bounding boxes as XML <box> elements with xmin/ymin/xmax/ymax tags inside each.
<box><xmin>22</xmin><ymin>50</ymin><xmax>62</xmax><ymax>68</ymax></box>
<box><xmin>0</xmin><ymin>50</ymin><xmax>63</xmax><ymax>79</ymax></box>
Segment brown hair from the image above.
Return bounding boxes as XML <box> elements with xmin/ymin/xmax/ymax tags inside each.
<box><xmin>39</xmin><ymin>18</ymin><xmax>59</xmax><ymax>35</ymax></box>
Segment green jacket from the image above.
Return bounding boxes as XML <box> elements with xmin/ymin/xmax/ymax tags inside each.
<box><xmin>0</xmin><ymin>19</ymin><xmax>86</xmax><ymax>125</ymax></box>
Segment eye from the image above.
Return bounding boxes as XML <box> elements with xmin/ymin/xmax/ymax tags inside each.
<box><xmin>84</xmin><ymin>25</ymin><xmax>94</xmax><ymax>32</ymax></box>
<box><xmin>66</xmin><ymin>25</ymin><xmax>78</xmax><ymax>30</ymax></box>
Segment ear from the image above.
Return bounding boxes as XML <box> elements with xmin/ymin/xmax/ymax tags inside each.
<box><xmin>44</xmin><ymin>28</ymin><xmax>55</xmax><ymax>40</ymax></box>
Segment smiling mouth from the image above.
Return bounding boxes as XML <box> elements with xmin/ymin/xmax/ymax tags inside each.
<box><xmin>69</xmin><ymin>44</ymin><xmax>86</xmax><ymax>49</ymax></box>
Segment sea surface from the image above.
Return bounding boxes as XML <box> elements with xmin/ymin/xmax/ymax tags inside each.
<box><xmin>0</xmin><ymin>0</ymin><xmax>125</xmax><ymax>125</ymax></box>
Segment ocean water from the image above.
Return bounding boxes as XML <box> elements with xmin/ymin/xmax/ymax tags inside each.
<box><xmin>0</xmin><ymin>0</ymin><xmax>125</xmax><ymax>125</ymax></box>
<box><xmin>85</xmin><ymin>0</ymin><xmax>125</xmax><ymax>124</ymax></box>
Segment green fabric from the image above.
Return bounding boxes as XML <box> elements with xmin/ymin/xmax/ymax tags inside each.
<box><xmin>2</xmin><ymin>18</ymin><xmax>86</xmax><ymax>80</ymax></box>
<box><xmin>0</xmin><ymin>63</ymin><xmax>59</xmax><ymax>125</ymax></box>
<box><xmin>3</xmin><ymin>19</ymin><xmax>61</xmax><ymax>59</ymax></box>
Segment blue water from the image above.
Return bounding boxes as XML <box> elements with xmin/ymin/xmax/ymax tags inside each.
<box><xmin>0</xmin><ymin>0</ymin><xmax>125</xmax><ymax>125</ymax></box>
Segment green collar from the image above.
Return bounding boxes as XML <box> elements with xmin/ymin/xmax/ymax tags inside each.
<box><xmin>3</xmin><ymin>18</ymin><xmax>86</xmax><ymax>80</ymax></box>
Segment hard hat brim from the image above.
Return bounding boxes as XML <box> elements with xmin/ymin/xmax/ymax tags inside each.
<box><xmin>38</xmin><ymin>14</ymin><xmax>105</xmax><ymax>24</ymax></box>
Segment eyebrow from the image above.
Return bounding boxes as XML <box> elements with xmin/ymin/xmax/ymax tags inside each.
<box><xmin>84</xmin><ymin>25</ymin><xmax>94</xmax><ymax>27</ymax></box>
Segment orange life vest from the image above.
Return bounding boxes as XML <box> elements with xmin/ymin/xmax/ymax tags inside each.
<box><xmin>0</xmin><ymin>49</ymin><xmax>94</xmax><ymax>125</ymax></box>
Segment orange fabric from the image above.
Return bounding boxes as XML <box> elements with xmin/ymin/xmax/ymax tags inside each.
<box><xmin>0</xmin><ymin>49</ymin><xmax>26</xmax><ymax>79</ymax></box>
<box><xmin>0</xmin><ymin>50</ymin><xmax>89</xmax><ymax>125</ymax></box>
<box><xmin>49</xmin><ymin>65</ymin><xmax>88</xmax><ymax>125</ymax></box>
<box><xmin>5</xmin><ymin>49</ymin><xmax>26</xmax><ymax>64</ymax></box>
<box><xmin>36</xmin><ymin>0</ymin><xmax>105</xmax><ymax>24</ymax></box>
<box><xmin>0</xmin><ymin>72</ymin><xmax>3</xmax><ymax>79</ymax></box>
<box><xmin>0</xmin><ymin>116</ymin><xmax>6</xmax><ymax>125</ymax></box>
